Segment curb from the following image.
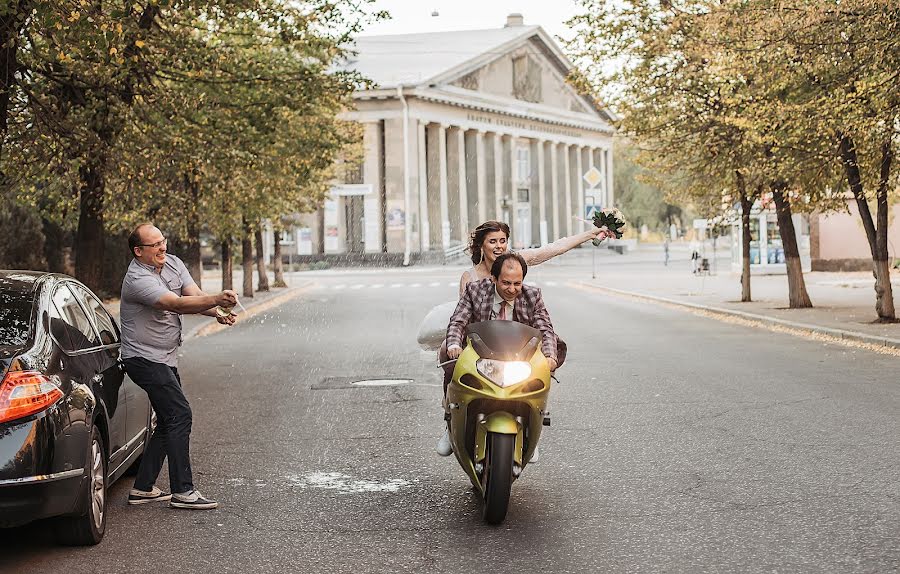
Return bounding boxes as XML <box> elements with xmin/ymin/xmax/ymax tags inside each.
<box><xmin>184</xmin><ymin>281</ymin><xmax>316</xmax><ymax>341</ymax></box>
<box><xmin>574</xmin><ymin>281</ymin><xmax>900</xmax><ymax>352</ymax></box>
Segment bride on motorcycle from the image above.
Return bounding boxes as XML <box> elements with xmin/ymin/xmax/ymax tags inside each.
<box><xmin>458</xmin><ymin>220</ymin><xmax>615</xmax><ymax>296</ymax></box>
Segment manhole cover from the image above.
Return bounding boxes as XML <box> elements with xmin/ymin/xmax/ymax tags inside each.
<box><xmin>351</xmin><ymin>379</ymin><xmax>412</xmax><ymax>387</ymax></box>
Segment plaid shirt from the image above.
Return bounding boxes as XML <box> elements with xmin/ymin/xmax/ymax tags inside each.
<box><xmin>446</xmin><ymin>278</ymin><xmax>558</xmax><ymax>363</ymax></box>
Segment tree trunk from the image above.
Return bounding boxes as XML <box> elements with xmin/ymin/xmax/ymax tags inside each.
<box><xmin>873</xmin><ymin>140</ymin><xmax>896</xmax><ymax>320</ymax></box>
<box><xmin>838</xmin><ymin>132</ymin><xmax>896</xmax><ymax>321</ymax></box>
<box><xmin>183</xmin><ymin>173</ymin><xmax>202</xmax><ymax>288</ymax></box>
<box><xmin>221</xmin><ymin>237</ymin><xmax>233</xmax><ymax>291</ymax></box>
<box><xmin>273</xmin><ymin>230</ymin><xmax>287</xmax><ymax>287</ymax></box>
<box><xmin>736</xmin><ymin>172</ymin><xmax>753</xmax><ymax>303</ymax></box>
<box><xmin>255</xmin><ymin>226</ymin><xmax>269</xmax><ymax>292</ymax></box>
<box><xmin>74</xmin><ymin>163</ymin><xmax>106</xmax><ymax>293</ymax></box>
<box><xmin>241</xmin><ymin>217</ymin><xmax>254</xmax><ymax>299</ymax></box>
<box><xmin>771</xmin><ymin>183</ymin><xmax>812</xmax><ymax>309</ymax></box>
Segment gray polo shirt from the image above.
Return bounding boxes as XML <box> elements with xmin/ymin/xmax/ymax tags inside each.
<box><xmin>120</xmin><ymin>254</ymin><xmax>196</xmax><ymax>367</ymax></box>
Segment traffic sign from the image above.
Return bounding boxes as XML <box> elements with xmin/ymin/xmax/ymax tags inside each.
<box><xmin>582</xmin><ymin>167</ymin><xmax>603</xmax><ymax>189</ymax></box>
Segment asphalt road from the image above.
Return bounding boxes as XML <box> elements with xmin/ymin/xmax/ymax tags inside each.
<box><xmin>2</xmin><ymin>262</ymin><xmax>898</xmax><ymax>573</ymax></box>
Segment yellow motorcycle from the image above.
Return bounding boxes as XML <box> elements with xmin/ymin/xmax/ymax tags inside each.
<box><xmin>442</xmin><ymin>320</ymin><xmax>552</xmax><ymax>524</ymax></box>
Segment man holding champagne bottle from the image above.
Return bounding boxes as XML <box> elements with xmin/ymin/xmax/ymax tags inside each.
<box><xmin>120</xmin><ymin>223</ymin><xmax>238</xmax><ymax>510</ymax></box>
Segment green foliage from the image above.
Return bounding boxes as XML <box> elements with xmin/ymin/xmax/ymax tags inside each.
<box><xmin>0</xmin><ymin>0</ymin><xmax>382</xmax><ymax>278</ymax></box>
<box><xmin>613</xmin><ymin>141</ymin><xmax>686</xmax><ymax>232</ymax></box>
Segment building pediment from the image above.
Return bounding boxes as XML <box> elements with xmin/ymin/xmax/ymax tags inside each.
<box><xmin>347</xmin><ymin>21</ymin><xmax>615</xmax><ymax>124</ymax></box>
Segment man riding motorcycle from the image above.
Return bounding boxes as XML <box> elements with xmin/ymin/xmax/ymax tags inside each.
<box><xmin>436</xmin><ymin>252</ymin><xmax>565</xmax><ymax>456</ymax></box>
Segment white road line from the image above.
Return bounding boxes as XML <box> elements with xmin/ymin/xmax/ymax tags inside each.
<box><xmin>390</xmin><ymin>283</ymin><xmax>403</xmax><ymax>288</ymax></box>
<box><xmin>409</xmin><ymin>283</ymin><xmax>422</xmax><ymax>288</ymax></box>
<box><xmin>371</xmin><ymin>284</ymin><xmax>384</xmax><ymax>288</ymax></box>
<box><xmin>333</xmin><ymin>285</ymin><xmax>346</xmax><ymax>290</ymax></box>
<box><xmin>350</xmin><ymin>284</ymin><xmax>364</xmax><ymax>290</ymax></box>
<box><xmin>546</xmin><ymin>281</ymin><xmax>558</xmax><ymax>287</ymax></box>
<box><xmin>447</xmin><ymin>282</ymin><xmax>456</xmax><ymax>287</ymax></box>
<box><xmin>428</xmin><ymin>282</ymin><xmax>441</xmax><ymax>287</ymax></box>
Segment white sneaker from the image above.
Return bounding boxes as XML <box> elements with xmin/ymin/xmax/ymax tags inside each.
<box><xmin>170</xmin><ymin>490</ymin><xmax>218</xmax><ymax>510</ymax></box>
<box><xmin>529</xmin><ymin>446</ymin><xmax>540</xmax><ymax>463</ymax></box>
<box><xmin>436</xmin><ymin>429</ymin><xmax>453</xmax><ymax>456</ymax></box>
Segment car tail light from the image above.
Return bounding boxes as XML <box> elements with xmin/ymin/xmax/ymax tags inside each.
<box><xmin>0</xmin><ymin>370</ymin><xmax>64</xmax><ymax>424</ymax></box>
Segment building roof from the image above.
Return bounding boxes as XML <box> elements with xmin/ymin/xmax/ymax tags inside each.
<box><xmin>347</xmin><ymin>25</ymin><xmax>542</xmax><ymax>88</ymax></box>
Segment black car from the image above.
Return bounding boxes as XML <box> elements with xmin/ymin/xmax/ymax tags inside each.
<box><xmin>0</xmin><ymin>271</ymin><xmax>152</xmax><ymax>545</ymax></box>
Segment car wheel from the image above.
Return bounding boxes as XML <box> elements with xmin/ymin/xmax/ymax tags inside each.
<box><xmin>55</xmin><ymin>424</ymin><xmax>107</xmax><ymax>546</ymax></box>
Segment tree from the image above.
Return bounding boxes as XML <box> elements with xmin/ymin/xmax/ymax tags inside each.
<box><xmin>2</xmin><ymin>1</ymin><xmax>380</xmax><ymax>294</ymax></box>
<box><xmin>567</xmin><ymin>0</ymin><xmax>854</xmax><ymax>309</ymax></box>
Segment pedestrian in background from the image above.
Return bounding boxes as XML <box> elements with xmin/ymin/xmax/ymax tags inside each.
<box><xmin>120</xmin><ymin>223</ymin><xmax>238</xmax><ymax>510</ymax></box>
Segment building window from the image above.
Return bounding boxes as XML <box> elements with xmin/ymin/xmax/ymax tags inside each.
<box><xmin>279</xmin><ymin>230</ymin><xmax>295</xmax><ymax>245</ymax></box>
<box><xmin>516</xmin><ymin>146</ymin><xmax>530</xmax><ymax>183</ymax></box>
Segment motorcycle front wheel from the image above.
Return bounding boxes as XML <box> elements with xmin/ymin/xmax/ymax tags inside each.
<box><xmin>482</xmin><ymin>432</ymin><xmax>515</xmax><ymax>524</ymax></box>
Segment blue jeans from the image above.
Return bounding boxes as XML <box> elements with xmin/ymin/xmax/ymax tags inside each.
<box><xmin>124</xmin><ymin>357</ymin><xmax>194</xmax><ymax>494</ymax></box>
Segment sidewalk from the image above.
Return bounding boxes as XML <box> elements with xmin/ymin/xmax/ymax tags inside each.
<box><xmin>566</xmin><ymin>245</ymin><xmax>900</xmax><ymax>350</ymax></box>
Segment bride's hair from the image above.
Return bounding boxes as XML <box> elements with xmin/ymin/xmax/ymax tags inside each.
<box><xmin>467</xmin><ymin>220</ymin><xmax>510</xmax><ymax>265</ymax></box>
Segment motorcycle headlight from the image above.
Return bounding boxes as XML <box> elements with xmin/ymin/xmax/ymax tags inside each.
<box><xmin>476</xmin><ymin>359</ymin><xmax>532</xmax><ymax>387</ymax></box>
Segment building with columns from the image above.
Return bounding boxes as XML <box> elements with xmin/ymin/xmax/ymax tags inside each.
<box><xmin>288</xmin><ymin>14</ymin><xmax>616</xmax><ymax>262</ymax></box>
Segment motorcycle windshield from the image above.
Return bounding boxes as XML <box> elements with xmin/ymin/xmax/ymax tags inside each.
<box><xmin>465</xmin><ymin>320</ymin><xmax>541</xmax><ymax>361</ymax></box>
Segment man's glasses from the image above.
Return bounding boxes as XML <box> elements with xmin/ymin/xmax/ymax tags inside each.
<box><xmin>139</xmin><ymin>238</ymin><xmax>167</xmax><ymax>249</ymax></box>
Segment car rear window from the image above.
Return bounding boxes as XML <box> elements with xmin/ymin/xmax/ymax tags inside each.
<box><xmin>0</xmin><ymin>276</ymin><xmax>36</xmax><ymax>357</ymax></box>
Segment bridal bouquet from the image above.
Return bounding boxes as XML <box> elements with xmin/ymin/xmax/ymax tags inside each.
<box><xmin>592</xmin><ymin>208</ymin><xmax>627</xmax><ymax>246</ymax></box>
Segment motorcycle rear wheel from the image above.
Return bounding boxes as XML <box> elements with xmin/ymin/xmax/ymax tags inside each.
<box><xmin>482</xmin><ymin>432</ymin><xmax>515</xmax><ymax>524</ymax></box>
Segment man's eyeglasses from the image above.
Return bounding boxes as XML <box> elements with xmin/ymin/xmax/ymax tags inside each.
<box><xmin>138</xmin><ymin>238</ymin><xmax>167</xmax><ymax>249</ymax></box>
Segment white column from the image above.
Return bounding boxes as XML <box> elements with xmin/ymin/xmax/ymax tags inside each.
<box><xmin>492</xmin><ymin>133</ymin><xmax>503</xmax><ymax>220</ymax></box>
<box><xmin>605</xmin><ymin>145</ymin><xmax>614</xmax><ymax>208</ymax></box>
<box><xmin>475</xmin><ymin>130</ymin><xmax>487</xmax><ymax>224</ymax></box>
<box><xmin>362</xmin><ymin>121</ymin><xmax>383</xmax><ymax>253</ymax></box>
<box><xmin>575</xmin><ymin>144</ymin><xmax>584</xmax><ymax>220</ymax></box>
<box><xmin>418</xmin><ymin>121</ymin><xmax>429</xmax><ymax>250</ymax></box>
<box><xmin>563</xmin><ymin>144</ymin><xmax>573</xmax><ymax>237</ymax></box>
<box><xmin>508</xmin><ymin>135</ymin><xmax>517</xmax><ymax>242</ymax></box>
<box><xmin>536</xmin><ymin>139</ymin><xmax>547</xmax><ymax>245</ymax></box>
<box><xmin>549</xmin><ymin>141</ymin><xmax>560</xmax><ymax>241</ymax></box>
<box><xmin>438</xmin><ymin>124</ymin><xmax>450</xmax><ymax>249</ymax></box>
<box><xmin>456</xmin><ymin>128</ymin><xmax>469</xmax><ymax>238</ymax></box>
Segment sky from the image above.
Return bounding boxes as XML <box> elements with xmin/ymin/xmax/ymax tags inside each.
<box><xmin>360</xmin><ymin>0</ymin><xmax>586</xmax><ymax>45</ymax></box>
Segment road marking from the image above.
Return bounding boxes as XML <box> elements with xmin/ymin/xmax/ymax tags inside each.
<box><xmin>333</xmin><ymin>284</ymin><xmax>346</xmax><ymax>290</ymax></box>
<box><xmin>285</xmin><ymin>472</ymin><xmax>412</xmax><ymax>494</ymax></box>
<box><xmin>447</xmin><ymin>282</ymin><xmax>456</xmax><ymax>287</ymax></box>
<box><xmin>351</xmin><ymin>378</ymin><xmax>413</xmax><ymax>387</ymax></box>
<box><xmin>390</xmin><ymin>283</ymin><xmax>403</xmax><ymax>288</ymax></box>
<box><xmin>546</xmin><ymin>281</ymin><xmax>558</xmax><ymax>287</ymax></box>
<box><xmin>428</xmin><ymin>282</ymin><xmax>441</xmax><ymax>287</ymax></box>
<box><xmin>409</xmin><ymin>283</ymin><xmax>422</xmax><ymax>288</ymax></box>
<box><xmin>350</xmin><ymin>284</ymin><xmax>364</xmax><ymax>290</ymax></box>
<box><xmin>371</xmin><ymin>284</ymin><xmax>384</xmax><ymax>289</ymax></box>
